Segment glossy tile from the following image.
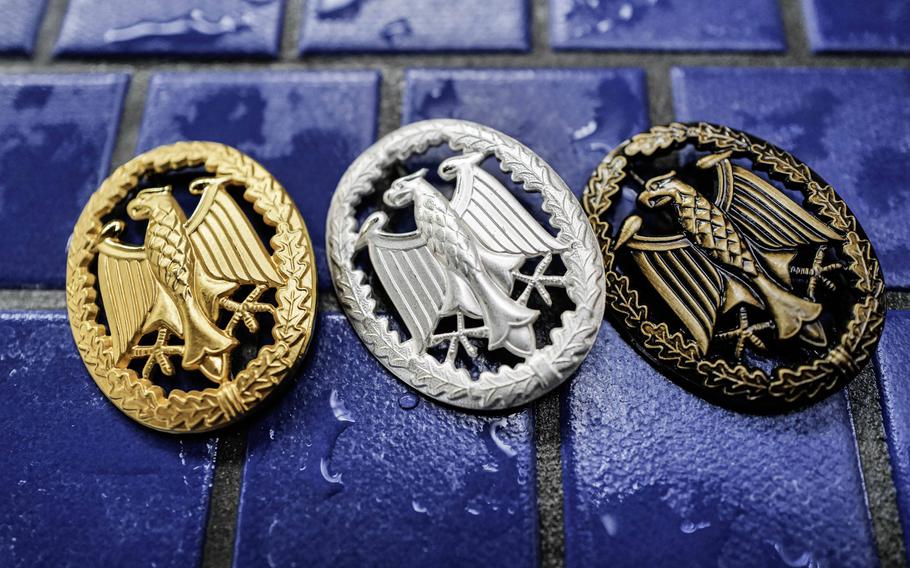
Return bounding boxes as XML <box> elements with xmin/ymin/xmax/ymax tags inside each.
<box><xmin>803</xmin><ymin>0</ymin><xmax>910</xmax><ymax>53</ymax></box>
<box><xmin>56</xmin><ymin>0</ymin><xmax>284</xmax><ymax>58</ymax></box>
<box><xmin>0</xmin><ymin>311</ymin><xmax>215</xmax><ymax>567</ymax></box>
<box><xmin>0</xmin><ymin>0</ymin><xmax>47</xmax><ymax>54</ymax></box>
<box><xmin>562</xmin><ymin>325</ymin><xmax>877</xmax><ymax>567</ymax></box>
<box><xmin>550</xmin><ymin>0</ymin><xmax>785</xmax><ymax>52</ymax></box>
<box><xmin>300</xmin><ymin>0</ymin><xmax>529</xmax><ymax>53</ymax></box>
<box><xmin>0</xmin><ymin>73</ymin><xmax>128</xmax><ymax>288</ymax></box>
<box><xmin>233</xmin><ymin>313</ymin><xmax>536</xmax><ymax>566</ymax></box>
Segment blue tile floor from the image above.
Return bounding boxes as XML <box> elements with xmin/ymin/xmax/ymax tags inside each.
<box><xmin>549</xmin><ymin>0</ymin><xmax>785</xmax><ymax>52</ymax></box>
<box><xmin>55</xmin><ymin>0</ymin><xmax>285</xmax><ymax>58</ymax></box>
<box><xmin>136</xmin><ymin>70</ymin><xmax>380</xmax><ymax>291</ymax></box>
<box><xmin>672</xmin><ymin>67</ymin><xmax>910</xmax><ymax>289</ymax></box>
<box><xmin>802</xmin><ymin>0</ymin><xmax>910</xmax><ymax>53</ymax></box>
<box><xmin>562</xmin><ymin>326</ymin><xmax>878</xmax><ymax>567</ymax></box>
<box><xmin>0</xmin><ymin>73</ymin><xmax>128</xmax><ymax>288</ymax></box>
<box><xmin>0</xmin><ymin>0</ymin><xmax>47</xmax><ymax>55</ymax></box>
<box><xmin>0</xmin><ymin>312</ymin><xmax>216</xmax><ymax>567</ymax></box>
<box><xmin>299</xmin><ymin>0</ymin><xmax>529</xmax><ymax>53</ymax></box>
<box><xmin>234</xmin><ymin>313</ymin><xmax>537</xmax><ymax>566</ymax></box>
<box><xmin>876</xmin><ymin>311</ymin><xmax>910</xmax><ymax>563</ymax></box>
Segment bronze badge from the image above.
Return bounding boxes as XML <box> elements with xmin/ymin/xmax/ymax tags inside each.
<box><xmin>67</xmin><ymin>142</ymin><xmax>316</xmax><ymax>432</ymax></box>
<box><xmin>583</xmin><ymin>123</ymin><xmax>885</xmax><ymax>411</ymax></box>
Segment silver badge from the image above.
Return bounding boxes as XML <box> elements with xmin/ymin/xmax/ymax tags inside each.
<box><xmin>327</xmin><ymin>120</ymin><xmax>605</xmax><ymax>410</ymax></box>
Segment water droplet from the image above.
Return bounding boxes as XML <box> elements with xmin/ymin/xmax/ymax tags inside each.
<box><xmin>466</xmin><ymin>507</ymin><xmax>481</xmax><ymax>516</ymax></box>
<box><xmin>769</xmin><ymin>541</ymin><xmax>816</xmax><ymax>567</ymax></box>
<box><xmin>380</xmin><ymin>18</ymin><xmax>413</xmax><ymax>44</ymax></box>
<box><xmin>319</xmin><ymin>457</ymin><xmax>343</xmax><ymax>484</ymax></box>
<box><xmin>330</xmin><ymin>389</ymin><xmax>355</xmax><ymax>423</ymax></box>
<box><xmin>398</xmin><ymin>393</ymin><xmax>419</xmax><ymax>410</ymax></box>
<box><xmin>573</xmin><ymin>120</ymin><xmax>598</xmax><ymax>140</ymax></box>
<box><xmin>600</xmin><ymin>513</ymin><xmax>618</xmax><ymax>537</ymax></box>
<box><xmin>596</xmin><ymin>19</ymin><xmax>613</xmax><ymax>33</ymax></box>
<box><xmin>680</xmin><ymin>519</ymin><xmax>711</xmax><ymax>534</ymax></box>
<box><xmin>482</xmin><ymin>463</ymin><xmax>499</xmax><ymax>473</ymax></box>
<box><xmin>412</xmin><ymin>500</ymin><xmax>427</xmax><ymax>514</ymax></box>
<box><xmin>618</xmin><ymin>3</ymin><xmax>634</xmax><ymax>20</ymax></box>
<box><xmin>490</xmin><ymin>418</ymin><xmax>517</xmax><ymax>458</ymax></box>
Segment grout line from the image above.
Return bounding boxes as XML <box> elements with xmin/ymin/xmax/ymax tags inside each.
<box><xmin>530</xmin><ymin>0</ymin><xmax>549</xmax><ymax>56</ymax></box>
<box><xmin>645</xmin><ymin>62</ymin><xmax>673</xmax><ymax>126</ymax></box>
<box><xmin>848</xmin><ymin>365</ymin><xmax>908</xmax><ymax>567</ymax></box>
<box><xmin>0</xmin><ymin>290</ymin><xmax>65</xmax><ymax>310</ymax></box>
<box><xmin>535</xmin><ymin>391</ymin><xmax>566</xmax><ymax>568</ymax></box>
<box><xmin>778</xmin><ymin>0</ymin><xmax>813</xmax><ymax>62</ymax></box>
<box><xmin>886</xmin><ymin>291</ymin><xmax>910</xmax><ymax>311</ymax></box>
<box><xmin>111</xmin><ymin>70</ymin><xmax>149</xmax><ymax>166</ymax></box>
<box><xmin>201</xmin><ymin>427</ymin><xmax>249</xmax><ymax>568</ymax></box>
<box><xmin>379</xmin><ymin>67</ymin><xmax>403</xmax><ymax>136</ymax></box>
<box><xmin>31</xmin><ymin>0</ymin><xmax>68</xmax><ymax>64</ymax></box>
<box><xmin>280</xmin><ymin>0</ymin><xmax>302</xmax><ymax>61</ymax></box>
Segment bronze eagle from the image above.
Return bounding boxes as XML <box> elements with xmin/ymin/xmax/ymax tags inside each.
<box><xmin>96</xmin><ymin>177</ymin><xmax>283</xmax><ymax>383</ymax></box>
<box><xmin>616</xmin><ymin>151</ymin><xmax>843</xmax><ymax>355</ymax></box>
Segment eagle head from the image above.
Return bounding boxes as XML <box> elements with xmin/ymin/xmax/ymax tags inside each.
<box><xmin>384</xmin><ymin>169</ymin><xmax>430</xmax><ymax>208</ymax></box>
<box><xmin>438</xmin><ymin>151</ymin><xmax>484</xmax><ymax>181</ymax></box>
<box><xmin>638</xmin><ymin>171</ymin><xmax>695</xmax><ymax>209</ymax></box>
<box><xmin>127</xmin><ymin>186</ymin><xmax>174</xmax><ymax>220</ymax></box>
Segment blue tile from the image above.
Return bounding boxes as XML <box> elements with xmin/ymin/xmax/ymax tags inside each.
<box><xmin>137</xmin><ymin>71</ymin><xmax>380</xmax><ymax>290</ymax></box>
<box><xmin>803</xmin><ymin>0</ymin><xmax>910</xmax><ymax>53</ymax></box>
<box><xmin>672</xmin><ymin>67</ymin><xmax>910</xmax><ymax>288</ymax></box>
<box><xmin>0</xmin><ymin>74</ymin><xmax>128</xmax><ymax>288</ymax></box>
<box><xmin>55</xmin><ymin>0</ymin><xmax>284</xmax><ymax>58</ymax></box>
<box><xmin>876</xmin><ymin>310</ymin><xmax>910</xmax><ymax>560</ymax></box>
<box><xmin>0</xmin><ymin>312</ymin><xmax>215</xmax><ymax>567</ymax></box>
<box><xmin>300</xmin><ymin>0</ymin><xmax>529</xmax><ymax>53</ymax></box>
<box><xmin>550</xmin><ymin>0</ymin><xmax>785</xmax><ymax>52</ymax></box>
<box><xmin>234</xmin><ymin>313</ymin><xmax>536</xmax><ymax>566</ymax></box>
<box><xmin>0</xmin><ymin>0</ymin><xmax>47</xmax><ymax>54</ymax></box>
<box><xmin>562</xmin><ymin>325</ymin><xmax>877</xmax><ymax>567</ymax></box>
<box><xmin>405</xmin><ymin>68</ymin><xmax>649</xmax><ymax>197</ymax></box>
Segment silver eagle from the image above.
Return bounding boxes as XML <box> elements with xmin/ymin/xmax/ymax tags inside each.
<box><xmin>355</xmin><ymin>152</ymin><xmax>568</xmax><ymax>360</ymax></box>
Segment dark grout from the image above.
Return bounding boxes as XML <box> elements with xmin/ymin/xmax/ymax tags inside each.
<box><xmin>202</xmin><ymin>428</ymin><xmax>249</xmax><ymax>568</ymax></box>
<box><xmin>31</xmin><ymin>0</ymin><xmax>68</xmax><ymax>64</ymax></box>
<box><xmin>535</xmin><ymin>391</ymin><xmax>567</xmax><ymax>568</ymax></box>
<box><xmin>111</xmin><ymin>70</ymin><xmax>149</xmax><ymax>167</ymax></box>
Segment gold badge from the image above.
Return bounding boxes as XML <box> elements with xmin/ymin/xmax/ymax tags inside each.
<box><xmin>67</xmin><ymin>142</ymin><xmax>315</xmax><ymax>432</ymax></box>
<box><xmin>583</xmin><ymin>123</ymin><xmax>885</xmax><ymax>411</ymax></box>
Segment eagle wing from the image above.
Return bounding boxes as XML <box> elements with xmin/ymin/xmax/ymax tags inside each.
<box><xmin>359</xmin><ymin>213</ymin><xmax>448</xmax><ymax>354</ymax></box>
<box><xmin>713</xmin><ymin>158</ymin><xmax>842</xmax><ymax>249</ymax></box>
<box><xmin>449</xmin><ymin>160</ymin><xmax>566</xmax><ymax>257</ymax></box>
<box><xmin>185</xmin><ymin>183</ymin><xmax>283</xmax><ymax>288</ymax></box>
<box><xmin>626</xmin><ymin>234</ymin><xmax>729</xmax><ymax>355</ymax></box>
<box><xmin>97</xmin><ymin>239</ymin><xmax>177</xmax><ymax>363</ymax></box>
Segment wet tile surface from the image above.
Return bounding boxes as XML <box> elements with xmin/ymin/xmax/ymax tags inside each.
<box><xmin>0</xmin><ymin>74</ymin><xmax>128</xmax><ymax>288</ymax></box>
<box><xmin>876</xmin><ymin>310</ymin><xmax>910</xmax><ymax>559</ymax></box>
<box><xmin>562</xmin><ymin>326</ymin><xmax>877</xmax><ymax>567</ymax></box>
<box><xmin>234</xmin><ymin>313</ymin><xmax>536</xmax><ymax>566</ymax></box>
<box><xmin>405</xmin><ymin>68</ymin><xmax>649</xmax><ymax>196</ymax></box>
<box><xmin>137</xmin><ymin>71</ymin><xmax>380</xmax><ymax>290</ymax></box>
<box><xmin>673</xmin><ymin>67</ymin><xmax>910</xmax><ymax>288</ymax></box>
<box><xmin>0</xmin><ymin>312</ymin><xmax>215</xmax><ymax>567</ymax></box>
<box><xmin>55</xmin><ymin>0</ymin><xmax>284</xmax><ymax>57</ymax></box>
<box><xmin>550</xmin><ymin>0</ymin><xmax>785</xmax><ymax>52</ymax></box>
<box><xmin>803</xmin><ymin>0</ymin><xmax>910</xmax><ymax>53</ymax></box>
<box><xmin>300</xmin><ymin>0</ymin><xmax>529</xmax><ymax>53</ymax></box>
<box><xmin>0</xmin><ymin>0</ymin><xmax>47</xmax><ymax>54</ymax></box>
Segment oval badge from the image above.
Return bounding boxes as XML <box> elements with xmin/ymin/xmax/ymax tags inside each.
<box><xmin>67</xmin><ymin>142</ymin><xmax>316</xmax><ymax>432</ymax></box>
<box><xmin>327</xmin><ymin>120</ymin><xmax>605</xmax><ymax>410</ymax></box>
<box><xmin>583</xmin><ymin>123</ymin><xmax>885</xmax><ymax>412</ymax></box>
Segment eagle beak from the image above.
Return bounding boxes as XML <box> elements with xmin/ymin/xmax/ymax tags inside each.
<box><xmin>384</xmin><ymin>169</ymin><xmax>427</xmax><ymax>208</ymax></box>
<box><xmin>639</xmin><ymin>171</ymin><xmax>678</xmax><ymax>209</ymax></box>
<box><xmin>127</xmin><ymin>186</ymin><xmax>172</xmax><ymax>220</ymax></box>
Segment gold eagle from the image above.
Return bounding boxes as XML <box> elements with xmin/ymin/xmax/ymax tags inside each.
<box><xmin>96</xmin><ymin>177</ymin><xmax>283</xmax><ymax>383</ymax></box>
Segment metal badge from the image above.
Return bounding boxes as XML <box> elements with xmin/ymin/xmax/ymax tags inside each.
<box><xmin>327</xmin><ymin>120</ymin><xmax>605</xmax><ymax>410</ymax></box>
<box><xmin>583</xmin><ymin>123</ymin><xmax>885</xmax><ymax>411</ymax></box>
<box><xmin>67</xmin><ymin>142</ymin><xmax>316</xmax><ymax>432</ymax></box>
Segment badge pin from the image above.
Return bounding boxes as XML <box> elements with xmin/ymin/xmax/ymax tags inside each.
<box><xmin>67</xmin><ymin>142</ymin><xmax>316</xmax><ymax>432</ymax></box>
<box><xmin>328</xmin><ymin>120</ymin><xmax>605</xmax><ymax>410</ymax></box>
<box><xmin>584</xmin><ymin>122</ymin><xmax>885</xmax><ymax>411</ymax></box>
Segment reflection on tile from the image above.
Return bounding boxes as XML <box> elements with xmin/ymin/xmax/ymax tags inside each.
<box><xmin>56</xmin><ymin>0</ymin><xmax>284</xmax><ymax>57</ymax></box>
<box><xmin>803</xmin><ymin>0</ymin><xmax>910</xmax><ymax>53</ymax></box>
<box><xmin>137</xmin><ymin>71</ymin><xmax>380</xmax><ymax>290</ymax></box>
<box><xmin>0</xmin><ymin>73</ymin><xmax>128</xmax><ymax>288</ymax></box>
<box><xmin>673</xmin><ymin>66</ymin><xmax>910</xmax><ymax>287</ymax></box>
<box><xmin>562</xmin><ymin>326</ymin><xmax>877</xmax><ymax>567</ymax></box>
<box><xmin>234</xmin><ymin>313</ymin><xmax>536</xmax><ymax>566</ymax></box>
<box><xmin>300</xmin><ymin>0</ymin><xmax>529</xmax><ymax>53</ymax></box>
<box><xmin>0</xmin><ymin>312</ymin><xmax>215</xmax><ymax>567</ymax></box>
<box><xmin>550</xmin><ymin>0</ymin><xmax>785</xmax><ymax>52</ymax></box>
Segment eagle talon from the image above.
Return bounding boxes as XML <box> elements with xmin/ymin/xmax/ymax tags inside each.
<box><xmin>790</xmin><ymin>246</ymin><xmax>844</xmax><ymax>300</ymax></box>
<box><xmin>221</xmin><ymin>285</ymin><xmax>275</xmax><ymax>334</ymax></box>
<box><xmin>715</xmin><ymin>308</ymin><xmax>774</xmax><ymax>360</ymax></box>
<box><xmin>430</xmin><ymin>312</ymin><xmax>488</xmax><ymax>365</ymax></box>
<box><xmin>129</xmin><ymin>327</ymin><xmax>183</xmax><ymax>380</ymax></box>
<box><xmin>514</xmin><ymin>253</ymin><xmax>566</xmax><ymax>306</ymax></box>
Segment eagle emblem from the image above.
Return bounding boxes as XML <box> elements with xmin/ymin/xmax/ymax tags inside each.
<box><xmin>95</xmin><ymin>177</ymin><xmax>283</xmax><ymax>384</ymax></box>
<box><xmin>615</xmin><ymin>150</ymin><xmax>844</xmax><ymax>357</ymax></box>
<box><xmin>355</xmin><ymin>152</ymin><xmax>568</xmax><ymax>363</ymax></box>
